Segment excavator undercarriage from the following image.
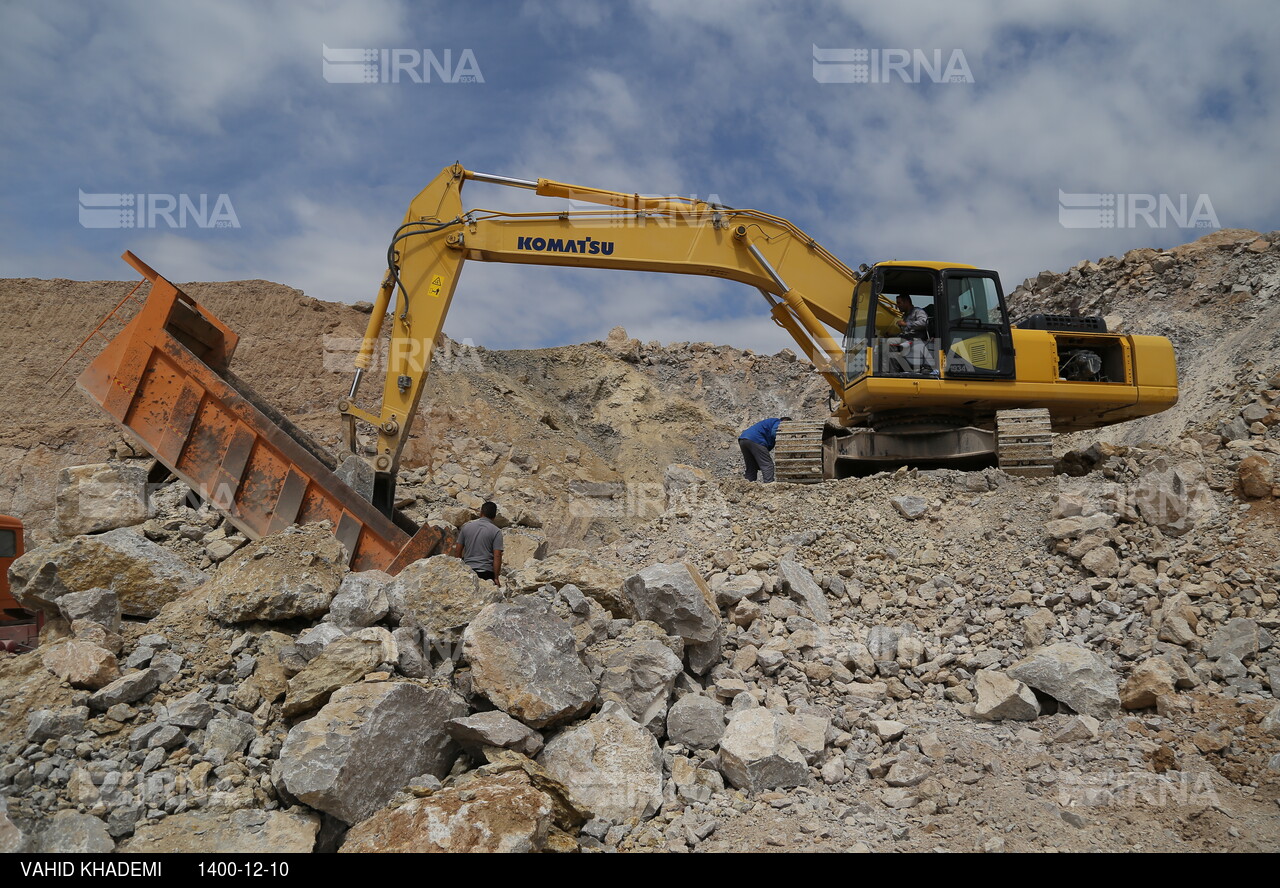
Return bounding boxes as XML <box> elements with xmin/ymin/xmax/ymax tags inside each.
<box><xmin>774</xmin><ymin>406</ymin><xmax>1056</xmax><ymax>484</ymax></box>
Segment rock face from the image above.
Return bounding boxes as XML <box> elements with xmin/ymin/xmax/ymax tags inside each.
<box><xmin>777</xmin><ymin>560</ymin><xmax>832</xmax><ymax>624</ymax></box>
<box><xmin>513</xmin><ymin>549</ymin><xmax>631</xmax><ymax>618</ymax></box>
<box><xmin>718</xmin><ymin>708</ymin><xmax>810</xmax><ymax>792</ymax></box>
<box><xmin>280</xmin><ymin>682</ymin><xmax>467</xmax><ymax>825</ymax></box>
<box><xmin>537</xmin><ymin>704</ymin><xmax>663</xmax><ymax>823</ymax></box>
<box><xmin>9</xmin><ymin>529</ymin><xmax>204</xmax><ymax>618</ymax></box>
<box><xmin>386</xmin><ymin>556</ymin><xmax>498</xmax><ymax>640</ymax></box>
<box><xmin>1008</xmin><ymin>643</ymin><xmax>1120</xmax><ymax>719</ymax></box>
<box><xmin>41</xmin><ymin>641</ymin><xmax>119</xmax><ymax>690</ymax></box>
<box><xmin>341</xmin><ymin>771</ymin><xmax>554</xmax><ymax>853</ymax></box>
<box><xmin>973</xmin><ymin>669</ymin><xmax>1041</xmax><ymax>721</ymax></box>
<box><xmin>462</xmin><ymin>599</ymin><xmax>597</xmax><ymax>729</ymax></box>
<box><xmin>207</xmin><ymin>525</ymin><xmax>347</xmax><ymax>623</ymax></box>
<box><xmin>623</xmin><ymin>562</ymin><xmax>721</xmax><ymax>644</ymax></box>
<box><xmin>283</xmin><ymin>636</ymin><xmax>388</xmax><ymax>717</ymax></box>
<box><xmin>121</xmin><ymin>809</ymin><xmax>319</xmax><ymax>853</ymax></box>
<box><xmin>54</xmin><ymin>462</ymin><xmax>149</xmax><ymax>539</ymax></box>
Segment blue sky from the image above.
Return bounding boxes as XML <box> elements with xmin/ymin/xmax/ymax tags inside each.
<box><xmin>2</xmin><ymin>0</ymin><xmax>1277</xmax><ymax>353</ymax></box>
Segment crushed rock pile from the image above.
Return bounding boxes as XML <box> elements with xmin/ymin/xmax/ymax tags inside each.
<box><xmin>1</xmin><ymin>435</ymin><xmax>1277</xmax><ymax>852</ymax></box>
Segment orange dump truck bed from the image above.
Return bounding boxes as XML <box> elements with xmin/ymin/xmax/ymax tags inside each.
<box><xmin>77</xmin><ymin>253</ymin><xmax>449</xmax><ymax>574</ymax></box>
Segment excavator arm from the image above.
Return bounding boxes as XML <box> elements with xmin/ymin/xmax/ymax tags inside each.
<box><xmin>341</xmin><ymin>164</ymin><xmax>868</xmax><ymax>508</ymax></box>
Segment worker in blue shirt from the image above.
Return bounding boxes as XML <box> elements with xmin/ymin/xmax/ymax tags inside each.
<box><xmin>738</xmin><ymin>416</ymin><xmax>791</xmax><ymax>482</ymax></box>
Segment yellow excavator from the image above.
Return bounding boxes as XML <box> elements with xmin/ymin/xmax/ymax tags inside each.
<box><xmin>79</xmin><ymin>164</ymin><xmax>1177</xmax><ymax>573</ymax></box>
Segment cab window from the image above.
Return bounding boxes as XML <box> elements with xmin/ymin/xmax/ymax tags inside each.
<box><xmin>0</xmin><ymin>529</ymin><xmax>15</xmax><ymax>558</ymax></box>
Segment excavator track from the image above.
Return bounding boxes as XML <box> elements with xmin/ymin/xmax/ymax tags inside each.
<box><xmin>996</xmin><ymin>408</ymin><xmax>1056</xmax><ymax>478</ymax></box>
<box><xmin>774</xmin><ymin>420</ymin><xmax>827</xmax><ymax>483</ymax></box>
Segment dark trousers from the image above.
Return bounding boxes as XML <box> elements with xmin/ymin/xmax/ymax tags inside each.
<box><xmin>739</xmin><ymin>438</ymin><xmax>775</xmax><ymax>482</ymax></box>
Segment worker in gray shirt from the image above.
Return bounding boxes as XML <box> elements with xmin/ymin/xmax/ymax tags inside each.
<box><xmin>451</xmin><ymin>501</ymin><xmax>504</xmax><ymax>585</ymax></box>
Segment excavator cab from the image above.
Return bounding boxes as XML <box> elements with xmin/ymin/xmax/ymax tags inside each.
<box><xmin>847</xmin><ymin>263</ymin><xmax>1015</xmax><ymax>382</ymax></box>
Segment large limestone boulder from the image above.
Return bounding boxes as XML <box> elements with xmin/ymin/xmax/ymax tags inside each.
<box><xmin>207</xmin><ymin>524</ymin><xmax>347</xmax><ymax>623</ymax></box>
<box><xmin>537</xmin><ymin>703</ymin><xmax>663</xmax><ymax>823</ymax></box>
<box><xmin>1120</xmin><ymin>658</ymin><xmax>1179</xmax><ymax>710</ymax></box>
<box><xmin>463</xmin><ymin>598</ymin><xmax>597</xmax><ymax>729</ymax></box>
<box><xmin>447</xmin><ymin>711</ymin><xmax>544</xmax><ymax>758</ymax></box>
<box><xmin>500</xmin><ymin>530</ymin><xmax>549</xmax><ymax>572</ymax></box>
<box><xmin>1131</xmin><ymin>460</ymin><xmax>1213</xmax><ymax>535</ymax></box>
<box><xmin>340</xmin><ymin>771</ymin><xmax>554</xmax><ymax>853</ymax></box>
<box><xmin>283</xmin><ymin>636</ymin><xmax>387</xmax><ymax>717</ymax></box>
<box><xmin>777</xmin><ymin>560</ymin><xmax>832</xmax><ymax>624</ymax></box>
<box><xmin>56</xmin><ymin>588</ymin><xmax>121</xmax><ymax>633</ymax></box>
<box><xmin>1237</xmin><ymin>454</ymin><xmax>1273</xmax><ymax>499</ymax></box>
<box><xmin>598</xmin><ymin>637</ymin><xmax>683</xmax><ymax>734</ymax></box>
<box><xmin>622</xmin><ymin>562</ymin><xmax>720</xmax><ymax>644</ymax></box>
<box><xmin>26</xmin><ymin>707</ymin><xmax>89</xmax><ymax>743</ymax></box>
<box><xmin>121</xmin><ymin>809</ymin><xmax>319</xmax><ymax>853</ymax></box>
<box><xmin>280</xmin><ymin>682</ymin><xmax>467</xmax><ymax>825</ymax></box>
<box><xmin>54</xmin><ymin>462</ymin><xmax>149</xmax><ymax>539</ymax></box>
<box><xmin>1206</xmin><ymin>618</ymin><xmax>1268</xmax><ymax>662</ymax></box>
<box><xmin>41</xmin><ymin>641</ymin><xmax>120</xmax><ymax>690</ymax></box>
<box><xmin>87</xmin><ymin>668</ymin><xmax>161</xmax><ymax>711</ymax></box>
<box><xmin>1008</xmin><ymin>643</ymin><xmax>1119</xmax><ymax>719</ymax></box>
<box><xmin>512</xmin><ymin>549</ymin><xmax>631</xmax><ymax>618</ymax></box>
<box><xmin>386</xmin><ymin>556</ymin><xmax>499</xmax><ymax>641</ymax></box>
<box><xmin>0</xmin><ymin>799</ymin><xmax>29</xmax><ymax>853</ymax></box>
<box><xmin>973</xmin><ymin>669</ymin><xmax>1040</xmax><ymax>721</ymax></box>
<box><xmin>36</xmin><ymin>811</ymin><xmax>113</xmax><ymax>853</ymax></box>
<box><xmin>9</xmin><ymin>529</ymin><xmax>204</xmax><ymax>618</ymax></box>
<box><xmin>718</xmin><ymin>708</ymin><xmax>810</xmax><ymax>792</ymax></box>
<box><xmin>1156</xmin><ymin>592</ymin><xmax>1199</xmax><ymax>647</ymax></box>
<box><xmin>329</xmin><ymin>570</ymin><xmax>391</xmax><ymax>629</ymax></box>
<box><xmin>665</xmin><ymin>694</ymin><xmax>726</xmax><ymax>750</ymax></box>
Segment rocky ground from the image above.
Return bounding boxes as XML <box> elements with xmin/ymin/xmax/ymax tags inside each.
<box><xmin>0</xmin><ymin>228</ymin><xmax>1278</xmax><ymax>853</ymax></box>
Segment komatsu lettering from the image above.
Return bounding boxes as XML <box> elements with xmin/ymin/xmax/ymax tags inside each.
<box><xmin>517</xmin><ymin>235</ymin><xmax>614</xmax><ymax>255</ymax></box>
